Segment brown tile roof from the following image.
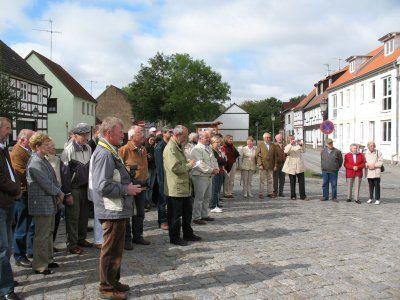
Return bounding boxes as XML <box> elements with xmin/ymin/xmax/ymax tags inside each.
<box><xmin>305</xmin><ymin>90</ymin><xmax>328</xmax><ymax>109</ymax></box>
<box><xmin>328</xmin><ymin>45</ymin><xmax>400</xmax><ymax>91</ymax></box>
<box><xmin>281</xmin><ymin>101</ymin><xmax>298</xmax><ymax>112</ymax></box>
<box><xmin>293</xmin><ymin>89</ymin><xmax>316</xmax><ymax>111</ymax></box>
<box><xmin>0</xmin><ymin>40</ymin><xmax>51</xmax><ymax>87</ymax></box>
<box><xmin>26</xmin><ymin>50</ymin><xmax>95</xmax><ymax>102</ymax></box>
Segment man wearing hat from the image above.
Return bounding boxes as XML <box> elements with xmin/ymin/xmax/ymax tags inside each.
<box><xmin>61</xmin><ymin>123</ymin><xmax>93</xmax><ymax>254</ymax></box>
<box><xmin>149</xmin><ymin>127</ymin><xmax>157</xmax><ymax>136</ymax></box>
<box><xmin>320</xmin><ymin>138</ymin><xmax>343</xmax><ymax>202</ymax></box>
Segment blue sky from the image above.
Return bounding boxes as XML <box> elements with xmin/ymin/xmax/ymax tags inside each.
<box><xmin>1</xmin><ymin>0</ymin><xmax>400</xmax><ymax>102</ymax></box>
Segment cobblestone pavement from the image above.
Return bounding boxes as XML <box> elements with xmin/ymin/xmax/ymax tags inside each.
<box><xmin>13</xmin><ymin>167</ymin><xmax>400</xmax><ymax>299</ymax></box>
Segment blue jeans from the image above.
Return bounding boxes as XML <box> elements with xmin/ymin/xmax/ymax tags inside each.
<box><xmin>0</xmin><ymin>205</ymin><xmax>15</xmax><ymax>296</ymax></box>
<box><xmin>211</xmin><ymin>173</ymin><xmax>224</xmax><ymax>209</ymax></box>
<box><xmin>13</xmin><ymin>193</ymin><xmax>34</xmax><ymax>260</ymax></box>
<box><xmin>322</xmin><ymin>171</ymin><xmax>338</xmax><ymax>200</ymax></box>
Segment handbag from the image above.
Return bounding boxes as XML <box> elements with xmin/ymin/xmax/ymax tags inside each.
<box><xmin>377</xmin><ymin>150</ymin><xmax>384</xmax><ymax>172</ymax></box>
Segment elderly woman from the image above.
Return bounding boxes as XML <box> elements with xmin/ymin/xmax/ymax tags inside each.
<box><xmin>210</xmin><ymin>135</ymin><xmax>226</xmax><ymax>213</ymax></box>
<box><xmin>221</xmin><ymin>135</ymin><xmax>240</xmax><ymax>198</ymax></box>
<box><xmin>282</xmin><ymin>136</ymin><xmax>307</xmax><ymax>200</ymax></box>
<box><xmin>240</xmin><ymin>136</ymin><xmax>257</xmax><ymax>197</ymax></box>
<box><xmin>365</xmin><ymin>142</ymin><xmax>383</xmax><ymax>205</ymax></box>
<box><xmin>27</xmin><ymin>133</ymin><xmax>64</xmax><ymax>275</ymax></box>
<box><xmin>344</xmin><ymin>143</ymin><xmax>365</xmax><ymax>204</ymax></box>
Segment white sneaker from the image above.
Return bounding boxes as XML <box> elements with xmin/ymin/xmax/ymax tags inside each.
<box><xmin>248</xmin><ymin>192</ymin><xmax>254</xmax><ymax>197</ymax></box>
<box><xmin>367</xmin><ymin>199</ymin><xmax>373</xmax><ymax>204</ymax></box>
<box><xmin>211</xmin><ymin>207</ymin><xmax>223</xmax><ymax>213</ymax></box>
<box><xmin>374</xmin><ymin>200</ymin><xmax>381</xmax><ymax>205</ymax></box>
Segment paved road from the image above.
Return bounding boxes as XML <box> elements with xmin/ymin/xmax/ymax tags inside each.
<box><xmin>13</xmin><ymin>173</ymin><xmax>400</xmax><ymax>299</ymax></box>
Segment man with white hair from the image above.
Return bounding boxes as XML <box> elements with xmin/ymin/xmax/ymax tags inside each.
<box><xmin>184</xmin><ymin>132</ymin><xmax>198</xmax><ymax>158</ymax></box>
<box><xmin>190</xmin><ymin>131</ymin><xmax>219</xmax><ymax>225</ymax></box>
<box><xmin>163</xmin><ymin>125</ymin><xmax>200</xmax><ymax>245</ymax></box>
<box><xmin>119</xmin><ymin>126</ymin><xmax>150</xmax><ymax>249</ymax></box>
<box><xmin>256</xmin><ymin>132</ymin><xmax>278</xmax><ymax>199</ymax></box>
<box><xmin>10</xmin><ymin>129</ymin><xmax>35</xmax><ymax>268</ymax></box>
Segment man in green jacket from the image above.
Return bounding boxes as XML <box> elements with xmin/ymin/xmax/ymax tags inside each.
<box><xmin>163</xmin><ymin>125</ymin><xmax>201</xmax><ymax>246</ymax></box>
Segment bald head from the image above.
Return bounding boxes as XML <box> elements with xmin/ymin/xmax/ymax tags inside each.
<box><xmin>198</xmin><ymin>131</ymin><xmax>211</xmax><ymax>146</ymax></box>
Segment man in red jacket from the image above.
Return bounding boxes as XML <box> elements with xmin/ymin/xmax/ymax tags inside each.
<box><xmin>344</xmin><ymin>144</ymin><xmax>365</xmax><ymax>204</ymax></box>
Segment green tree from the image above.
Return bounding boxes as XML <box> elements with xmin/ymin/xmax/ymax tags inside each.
<box><xmin>125</xmin><ymin>53</ymin><xmax>230</xmax><ymax>128</ymax></box>
<box><xmin>288</xmin><ymin>94</ymin><xmax>306</xmax><ymax>104</ymax></box>
<box><xmin>0</xmin><ymin>66</ymin><xmax>22</xmax><ymax>121</ymax></box>
<box><xmin>241</xmin><ymin>97</ymin><xmax>282</xmax><ymax>141</ymax></box>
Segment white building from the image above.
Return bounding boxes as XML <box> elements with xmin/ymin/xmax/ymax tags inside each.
<box><xmin>327</xmin><ymin>32</ymin><xmax>400</xmax><ymax>161</ymax></box>
<box><xmin>214</xmin><ymin>103</ymin><xmax>249</xmax><ymax>141</ymax></box>
<box><xmin>293</xmin><ymin>90</ymin><xmax>315</xmax><ymax>141</ymax></box>
<box><xmin>282</xmin><ymin>102</ymin><xmax>297</xmax><ymax>139</ymax></box>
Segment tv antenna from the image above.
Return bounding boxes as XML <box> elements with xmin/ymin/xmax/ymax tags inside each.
<box><xmin>332</xmin><ymin>57</ymin><xmax>344</xmax><ymax>70</ymax></box>
<box><xmin>87</xmin><ymin>80</ymin><xmax>98</xmax><ymax>95</ymax></box>
<box><xmin>33</xmin><ymin>19</ymin><xmax>61</xmax><ymax>59</ymax></box>
<box><xmin>323</xmin><ymin>63</ymin><xmax>332</xmax><ymax>76</ymax></box>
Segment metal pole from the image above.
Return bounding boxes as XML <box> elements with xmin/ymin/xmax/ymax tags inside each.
<box><xmin>272</xmin><ymin>122</ymin><xmax>275</xmax><ymax>138</ymax></box>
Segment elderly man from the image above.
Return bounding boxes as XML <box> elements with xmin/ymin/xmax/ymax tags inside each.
<box><xmin>320</xmin><ymin>139</ymin><xmax>343</xmax><ymax>202</ymax></box>
<box><xmin>119</xmin><ymin>126</ymin><xmax>150</xmax><ymax>249</ymax></box>
<box><xmin>154</xmin><ymin>127</ymin><xmax>172</xmax><ymax>230</ymax></box>
<box><xmin>256</xmin><ymin>132</ymin><xmax>278</xmax><ymax>199</ymax></box>
<box><xmin>273</xmin><ymin>134</ymin><xmax>286</xmax><ymax>197</ymax></box>
<box><xmin>0</xmin><ymin>117</ymin><xmax>21</xmax><ymax>300</ymax></box>
<box><xmin>89</xmin><ymin>117</ymin><xmax>141</xmax><ymax>299</ymax></box>
<box><xmin>10</xmin><ymin>129</ymin><xmax>35</xmax><ymax>268</ymax></box>
<box><xmin>190</xmin><ymin>131</ymin><xmax>219</xmax><ymax>225</ymax></box>
<box><xmin>184</xmin><ymin>132</ymin><xmax>198</xmax><ymax>158</ymax></box>
<box><xmin>62</xmin><ymin>123</ymin><xmax>92</xmax><ymax>254</ymax></box>
<box><xmin>164</xmin><ymin>125</ymin><xmax>201</xmax><ymax>246</ymax></box>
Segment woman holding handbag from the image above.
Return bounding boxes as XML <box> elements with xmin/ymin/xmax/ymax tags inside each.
<box><xmin>365</xmin><ymin>141</ymin><xmax>383</xmax><ymax>205</ymax></box>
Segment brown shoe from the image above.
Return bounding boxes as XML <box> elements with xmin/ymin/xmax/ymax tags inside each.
<box><xmin>67</xmin><ymin>247</ymin><xmax>82</xmax><ymax>255</ymax></box>
<box><xmin>99</xmin><ymin>289</ymin><xmax>127</xmax><ymax>300</ymax></box>
<box><xmin>193</xmin><ymin>219</ymin><xmax>207</xmax><ymax>225</ymax></box>
<box><xmin>94</xmin><ymin>243</ymin><xmax>102</xmax><ymax>249</ymax></box>
<box><xmin>258</xmin><ymin>193</ymin><xmax>264</xmax><ymax>199</ymax></box>
<box><xmin>160</xmin><ymin>223</ymin><xmax>169</xmax><ymax>230</ymax></box>
<box><xmin>78</xmin><ymin>240</ymin><xmax>93</xmax><ymax>248</ymax></box>
<box><xmin>133</xmin><ymin>238</ymin><xmax>151</xmax><ymax>245</ymax></box>
<box><xmin>115</xmin><ymin>282</ymin><xmax>130</xmax><ymax>292</ymax></box>
<box><xmin>268</xmin><ymin>193</ymin><xmax>276</xmax><ymax>198</ymax></box>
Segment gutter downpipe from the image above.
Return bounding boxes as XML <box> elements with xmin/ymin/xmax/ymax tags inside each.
<box><xmin>395</xmin><ymin>58</ymin><xmax>400</xmax><ymax>164</ymax></box>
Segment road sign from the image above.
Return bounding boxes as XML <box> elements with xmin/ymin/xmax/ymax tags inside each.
<box><xmin>320</xmin><ymin>120</ymin><xmax>334</xmax><ymax>134</ymax></box>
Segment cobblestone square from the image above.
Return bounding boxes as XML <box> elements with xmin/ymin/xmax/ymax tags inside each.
<box><xmin>13</xmin><ymin>152</ymin><xmax>400</xmax><ymax>299</ymax></box>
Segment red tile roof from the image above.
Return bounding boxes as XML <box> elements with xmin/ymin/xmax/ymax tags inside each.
<box><xmin>305</xmin><ymin>90</ymin><xmax>328</xmax><ymax>109</ymax></box>
<box><xmin>293</xmin><ymin>89</ymin><xmax>316</xmax><ymax>111</ymax></box>
<box><xmin>26</xmin><ymin>51</ymin><xmax>95</xmax><ymax>103</ymax></box>
<box><xmin>328</xmin><ymin>45</ymin><xmax>400</xmax><ymax>91</ymax></box>
<box><xmin>281</xmin><ymin>101</ymin><xmax>298</xmax><ymax>112</ymax></box>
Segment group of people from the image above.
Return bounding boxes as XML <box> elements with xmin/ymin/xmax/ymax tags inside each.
<box><xmin>0</xmin><ymin>114</ymin><xmax>385</xmax><ymax>300</ymax></box>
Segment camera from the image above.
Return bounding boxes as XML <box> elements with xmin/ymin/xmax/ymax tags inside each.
<box><xmin>128</xmin><ymin>165</ymin><xmax>149</xmax><ymax>189</ymax></box>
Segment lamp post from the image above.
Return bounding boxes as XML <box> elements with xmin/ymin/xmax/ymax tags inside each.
<box><xmin>65</xmin><ymin>121</ymin><xmax>69</xmax><ymax>140</ymax></box>
<box><xmin>255</xmin><ymin>122</ymin><xmax>259</xmax><ymax>145</ymax></box>
<box><xmin>319</xmin><ymin>99</ymin><xmax>328</xmax><ymax>147</ymax></box>
<box><xmin>32</xmin><ymin>107</ymin><xmax>39</xmax><ymax>131</ymax></box>
<box><xmin>271</xmin><ymin>114</ymin><xmax>276</xmax><ymax>138</ymax></box>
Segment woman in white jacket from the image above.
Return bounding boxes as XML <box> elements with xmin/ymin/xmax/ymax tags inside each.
<box><xmin>365</xmin><ymin>141</ymin><xmax>383</xmax><ymax>205</ymax></box>
<box><xmin>282</xmin><ymin>135</ymin><xmax>307</xmax><ymax>200</ymax></box>
<box><xmin>240</xmin><ymin>137</ymin><xmax>257</xmax><ymax>197</ymax></box>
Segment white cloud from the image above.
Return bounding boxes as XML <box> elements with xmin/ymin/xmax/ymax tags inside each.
<box><xmin>5</xmin><ymin>0</ymin><xmax>400</xmax><ymax>102</ymax></box>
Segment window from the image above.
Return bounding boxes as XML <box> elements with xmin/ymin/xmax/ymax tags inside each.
<box><xmin>38</xmin><ymin>87</ymin><xmax>42</xmax><ymax>103</ymax></box>
<box><xmin>369</xmin><ymin>121</ymin><xmax>375</xmax><ymax>141</ymax></box>
<box><xmin>360</xmin><ymin>84</ymin><xmax>364</xmax><ymax>102</ymax></box>
<box><xmin>332</xmin><ymin>94</ymin><xmax>337</xmax><ymax>118</ymax></box>
<box><xmin>360</xmin><ymin>122</ymin><xmax>364</xmax><ymax>142</ymax></box>
<box><xmin>346</xmin><ymin>89</ymin><xmax>350</xmax><ymax>106</ymax></box>
<box><xmin>382</xmin><ymin>77</ymin><xmax>392</xmax><ymax>111</ymax></box>
<box><xmin>346</xmin><ymin>123</ymin><xmax>350</xmax><ymax>141</ymax></box>
<box><xmin>48</xmin><ymin>98</ymin><xmax>57</xmax><ymax>113</ymax></box>
<box><xmin>87</xmin><ymin>103</ymin><xmax>90</xmax><ymax>116</ymax></box>
<box><xmin>82</xmin><ymin>102</ymin><xmax>85</xmax><ymax>114</ymax></box>
<box><xmin>91</xmin><ymin>104</ymin><xmax>94</xmax><ymax>116</ymax></box>
<box><xmin>382</xmin><ymin>120</ymin><xmax>391</xmax><ymax>142</ymax></box>
<box><xmin>349</xmin><ymin>61</ymin><xmax>355</xmax><ymax>73</ymax></box>
<box><xmin>19</xmin><ymin>82</ymin><xmax>28</xmax><ymax>101</ymax></box>
<box><xmin>371</xmin><ymin>81</ymin><xmax>375</xmax><ymax>100</ymax></box>
<box><xmin>333</xmin><ymin>128</ymin><xmax>337</xmax><ymax>139</ymax></box>
<box><xmin>384</xmin><ymin>39</ymin><xmax>394</xmax><ymax>56</ymax></box>
<box><xmin>340</xmin><ymin>91</ymin><xmax>343</xmax><ymax>107</ymax></box>
<box><xmin>288</xmin><ymin>114</ymin><xmax>291</xmax><ymax>124</ymax></box>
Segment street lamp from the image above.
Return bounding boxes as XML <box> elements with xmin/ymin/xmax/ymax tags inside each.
<box><xmin>271</xmin><ymin>114</ymin><xmax>276</xmax><ymax>138</ymax></box>
<box><xmin>32</xmin><ymin>107</ymin><xmax>39</xmax><ymax>131</ymax></box>
<box><xmin>320</xmin><ymin>99</ymin><xmax>328</xmax><ymax>147</ymax></box>
<box><xmin>254</xmin><ymin>122</ymin><xmax>259</xmax><ymax>145</ymax></box>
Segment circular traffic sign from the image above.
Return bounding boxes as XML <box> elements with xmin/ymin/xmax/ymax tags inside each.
<box><xmin>320</xmin><ymin>120</ymin><xmax>334</xmax><ymax>134</ymax></box>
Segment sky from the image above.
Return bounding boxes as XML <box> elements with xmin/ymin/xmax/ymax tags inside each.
<box><xmin>1</xmin><ymin>0</ymin><xmax>399</xmax><ymax>103</ymax></box>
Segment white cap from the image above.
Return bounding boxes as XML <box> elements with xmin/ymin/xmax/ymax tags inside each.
<box><xmin>149</xmin><ymin>127</ymin><xmax>157</xmax><ymax>132</ymax></box>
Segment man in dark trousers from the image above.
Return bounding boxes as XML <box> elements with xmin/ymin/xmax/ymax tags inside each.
<box><xmin>320</xmin><ymin>138</ymin><xmax>343</xmax><ymax>202</ymax></box>
<box><xmin>154</xmin><ymin>127</ymin><xmax>171</xmax><ymax>230</ymax></box>
<box><xmin>0</xmin><ymin>117</ymin><xmax>22</xmax><ymax>300</ymax></box>
<box><xmin>273</xmin><ymin>133</ymin><xmax>286</xmax><ymax>197</ymax></box>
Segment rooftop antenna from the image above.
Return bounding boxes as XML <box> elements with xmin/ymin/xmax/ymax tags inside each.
<box><xmin>332</xmin><ymin>57</ymin><xmax>344</xmax><ymax>70</ymax></box>
<box><xmin>33</xmin><ymin>19</ymin><xmax>61</xmax><ymax>59</ymax></box>
<box><xmin>323</xmin><ymin>63</ymin><xmax>332</xmax><ymax>76</ymax></box>
<box><xmin>87</xmin><ymin>80</ymin><xmax>98</xmax><ymax>95</ymax></box>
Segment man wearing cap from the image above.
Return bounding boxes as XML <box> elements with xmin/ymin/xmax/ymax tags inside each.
<box><xmin>148</xmin><ymin>127</ymin><xmax>157</xmax><ymax>137</ymax></box>
<box><xmin>61</xmin><ymin>123</ymin><xmax>92</xmax><ymax>254</ymax></box>
<box><xmin>154</xmin><ymin>127</ymin><xmax>172</xmax><ymax>230</ymax></box>
<box><xmin>320</xmin><ymin>139</ymin><xmax>343</xmax><ymax>202</ymax></box>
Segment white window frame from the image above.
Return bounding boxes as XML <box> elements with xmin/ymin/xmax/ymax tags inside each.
<box><xmin>332</xmin><ymin>94</ymin><xmax>337</xmax><ymax>118</ymax></box>
<box><xmin>384</xmin><ymin>39</ymin><xmax>394</xmax><ymax>56</ymax></box>
<box><xmin>360</xmin><ymin>84</ymin><xmax>364</xmax><ymax>102</ymax></box>
<box><xmin>382</xmin><ymin>120</ymin><xmax>392</xmax><ymax>142</ymax></box>
<box><xmin>360</xmin><ymin>122</ymin><xmax>364</xmax><ymax>142</ymax></box>
<box><xmin>346</xmin><ymin>89</ymin><xmax>350</xmax><ymax>107</ymax></box>
<box><xmin>371</xmin><ymin>80</ymin><xmax>375</xmax><ymax>100</ymax></box>
<box><xmin>82</xmin><ymin>102</ymin><xmax>85</xmax><ymax>114</ymax></box>
<box><xmin>349</xmin><ymin>61</ymin><xmax>355</xmax><ymax>73</ymax></box>
<box><xmin>340</xmin><ymin>91</ymin><xmax>344</xmax><ymax>107</ymax></box>
<box><xmin>382</xmin><ymin>76</ymin><xmax>392</xmax><ymax>111</ymax></box>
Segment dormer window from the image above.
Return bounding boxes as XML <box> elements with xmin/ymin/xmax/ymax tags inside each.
<box><xmin>384</xmin><ymin>39</ymin><xmax>394</xmax><ymax>56</ymax></box>
<box><xmin>349</xmin><ymin>61</ymin><xmax>355</xmax><ymax>73</ymax></box>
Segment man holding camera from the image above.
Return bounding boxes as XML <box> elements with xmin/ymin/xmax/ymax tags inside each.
<box><xmin>119</xmin><ymin>125</ymin><xmax>150</xmax><ymax>250</ymax></box>
<box><xmin>89</xmin><ymin>117</ymin><xmax>141</xmax><ymax>299</ymax></box>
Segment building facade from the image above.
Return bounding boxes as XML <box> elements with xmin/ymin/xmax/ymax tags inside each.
<box><xmin>26</xmin><ymin>51</ymin><xmax>96</xmax><ymax>149</ymax></box>
<box><xmin>0</xmin><ymin>40</ymin><xmax>51</xmax><ymax>144</ymax></box>
<box><xmin>327</xmin><ymin>32</ymin><xmax>400</xmax><ymax>161</ymax></box>
<box><xmin>214</xmin><ymin>103</ymin><xmax>249</xmax><ymax>141</ymax></box>
<box><xmin>96</xmin><ymin>85</ymin><xmax>133</xmax><ymax>133</ymax></box>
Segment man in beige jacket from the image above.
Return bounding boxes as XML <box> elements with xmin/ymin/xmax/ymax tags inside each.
<box><xmin>190</xmin><ymin>131</ymin><xmax>219</xmax><ymax>225</ymax></box>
